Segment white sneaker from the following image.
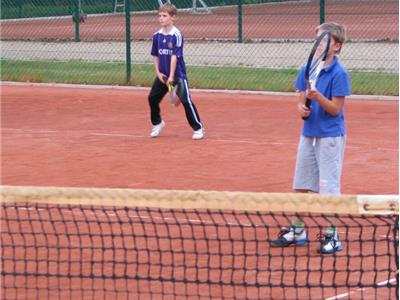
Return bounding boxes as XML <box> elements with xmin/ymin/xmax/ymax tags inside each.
<box><xmin>150</xmin><ymin>121</ymin><xmax>165</xmax><ymax>138</ymax></box>
<box><xmin>192</xmin><ymin>128</ymin><xmax>205</xmax><ymax>140</ymax></box>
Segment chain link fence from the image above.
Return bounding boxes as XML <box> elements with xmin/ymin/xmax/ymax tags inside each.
<box><xmin>1</xmin><ymin>0</ymin><xmax>398</xmax><ymax>95</ymax></box>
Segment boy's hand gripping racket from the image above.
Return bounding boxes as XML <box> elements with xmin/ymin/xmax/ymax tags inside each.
<box><xmin>303</xmin><ymin>31</ymin><xmax>331</xmax><ymax>120</ymax></box>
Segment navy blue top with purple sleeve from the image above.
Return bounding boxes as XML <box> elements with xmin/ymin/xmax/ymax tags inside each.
<box><xmin>151</xmin><ymin>26</ymin><xmax>187</xmax><ymax>80</ymax></box>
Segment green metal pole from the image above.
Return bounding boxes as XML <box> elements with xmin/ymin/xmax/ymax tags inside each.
<box><xmin>18</xmin><ymin>0</ymin><xmax>23</xmax><ymax>18</ymax></box>
<box><xmin>237</xmin><ymin>0</ymin><xmax>243</xmax><ymax>43</ymax></box>
<box><xmin>74</xmin><ymin>0</ymin><xmax>80</xmax><ymax>42</ymax></box>
<box><xmin>125</xmin><ymin>0</ymin><xmax>132</xmax><ymax>83</ymax></box>
<box><xmin>320</xmin><ymin>0</ymin><xmax>325</xmax><ymax>24</ymax></box>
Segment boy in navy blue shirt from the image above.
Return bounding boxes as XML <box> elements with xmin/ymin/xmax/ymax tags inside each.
<box><xmin>272</xmin><ymin>22</ymin><xmax>351</xmax><ymax>254</ymax></box>
<box><xmin>148</xmin><ymin>3</ymin><xmax>204</xmax><ymax>140</ymax></box>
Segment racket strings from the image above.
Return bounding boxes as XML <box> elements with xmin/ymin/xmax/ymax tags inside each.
<box><xmin>309</xmin><ymin>41</ymin><xmax>329</xmax><ymax>79</ymax></box>
<box><xmin>309</xmin><ymin>59</ymin><xmax>323</xmax><ymax>80</ymax></box>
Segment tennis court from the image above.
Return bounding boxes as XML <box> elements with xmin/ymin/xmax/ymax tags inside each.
<box><xmin>1</xmin><ymin>83</ymin><xmax>398</xmax><ymax>194</ymax></box>
<box><xmin>1</xmin><ymin>82</ymin><xmax>398</xmax><ymax>299</ymax></box>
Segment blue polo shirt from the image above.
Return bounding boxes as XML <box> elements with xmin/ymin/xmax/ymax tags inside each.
<box><xmin>151</xmin><ymin>26</ymin><xmax>187</xmax><ymax>80</ymax></box>
<box><xmin>295</xmin><ymin>56</ymin><xmax>351</xmax><ymax>137</ymax></box>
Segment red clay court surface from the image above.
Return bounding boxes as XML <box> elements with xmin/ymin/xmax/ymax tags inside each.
<box><xmin>0</xmin><ymin>83</ymin><xmax>398</xmax><ymax>300</ymax></box>
<box><xmin>1</xmin><ymin>83</ymin><xmax>398</xmax><ymax>195</ymax></box>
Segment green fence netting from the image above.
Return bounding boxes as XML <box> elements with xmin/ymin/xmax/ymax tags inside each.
<box><xmin>1</xmin><ymin>0</ymin><xmax>398</xmax><ymax>95</ymax></box>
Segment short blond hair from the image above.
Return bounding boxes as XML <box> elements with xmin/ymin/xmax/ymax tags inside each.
<box><xmin>316</xmin><ymin>22</ymin><xmax>347</xmax><ymax>53</ymax></box>
<box><xmin>159</xmin><ymin>3</ymin><xmax>177</xmax><ymax>16</ymax></box>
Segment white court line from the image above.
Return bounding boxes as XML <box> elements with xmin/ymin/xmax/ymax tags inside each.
<box><xmin>3</xmin><ymin>127</ymin><xmax>400</xmax><ymax>150</ymax></box>
<box><xmin>346</xmin><ymin>145</ymin><xmax>399</xmax><ymax>152</ymax></box>
<box><xmin>325</xmin><ymin>278</ymin><xmax>396</xmax><ymax>300</ymax></box>
<box><xmin>15</xmin><ymin>206</ymin><xmax>255</xmax><ymax>227</ymax></box>
<box><xmin>14</xmin><ymin>207</ymin><xmax>397</xmax><ymax>234</ymax></box>
<box><xmin>112</xmin><ymin>133</ymin><xmax>396</xmax><ymax>150</ymax></box>
<box><xmin>2</xmin><ymin>128</ymin><xmax>296</xmax><ymax>146</ymax></box>
<box><xmin>91</xmin><ymin>132</ymin><xmax>147</xmax><ymax>138</ymax></box>
<box><xmin>2</xmin><ymin>128</ymin><xmax>58</xmax><ymax>134</ymax></box>
<box><xmin>92</xmin><ymin>133</ymin><xmax>399</xmax><ymax>149</ymax></box>
<box><xmin>92</xmin><ymin>132</ymin><xmax>296</xmax><ymax>146</ymax></box>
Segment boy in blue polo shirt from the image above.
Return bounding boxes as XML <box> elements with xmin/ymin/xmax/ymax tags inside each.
<box><xmin>148</xmin><ymin>3</ymin><xmax>204</xmax><ymax>140</ymax></box>
<box><xmin>271</xmin><ymin>22</ymin><xmax>351</xmax><ymax>253</ymax></box>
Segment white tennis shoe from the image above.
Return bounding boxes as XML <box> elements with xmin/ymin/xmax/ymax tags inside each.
<box><xmin>150</xmin><ymin>121</ymin><xmax>165</xmax><ymax>138</ymax></box>
<box><xmin>192</xmin><ymin>128</ymin><xmax>205</xmax><ymax>140</ymax></box>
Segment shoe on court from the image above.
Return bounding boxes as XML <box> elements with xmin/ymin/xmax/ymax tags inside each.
<box><xmin>270</xmin><ymin>221</ymin><xmax>308</xmax><ymax>247</ymax></box>
<box><xmin>318</xmin><ymin>225</ymin><xmax>343</xmax><ymax>254</ymax></box>
<box><xmin>192</xmin><ymin>128</ymin><xmax>205</xmax><ymax>140</ymax></box>
<box><xmin>150</xmin><ymin>121</ymin><xmax>165</xmax><ymax>138</ymax></box>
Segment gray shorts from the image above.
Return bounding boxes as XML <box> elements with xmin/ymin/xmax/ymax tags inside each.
<box><xmin>293</xmin><ymin>135</ymin><xmax>346</xmax><ymax>195</ymax></box>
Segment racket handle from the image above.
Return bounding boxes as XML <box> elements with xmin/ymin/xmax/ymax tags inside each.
<box><xmin>302</xmin><ymin>99</ymin><xmax>311</xmax><ymax>120</ymax></box>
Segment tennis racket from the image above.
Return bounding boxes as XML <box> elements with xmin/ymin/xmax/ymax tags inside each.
<box><xmin>162</xmin><ymin>75</ymin><xmax>180</xmax><ymax>107</ymax></box>
<box><xmin>303</xmin><ymin>31</ymin><xmax>331</xmax><ymax>120</ymax></box>
<box><xmin>167</xmin><ymin>82</ymin><xmax>180</xmax><ymax>107</ymax></box>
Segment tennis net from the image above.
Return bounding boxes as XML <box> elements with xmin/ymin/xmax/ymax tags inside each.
<box><xmin>1</xmin><ymin>186</ymin><xmax>398</xmax><ymax>300</ymax></box>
